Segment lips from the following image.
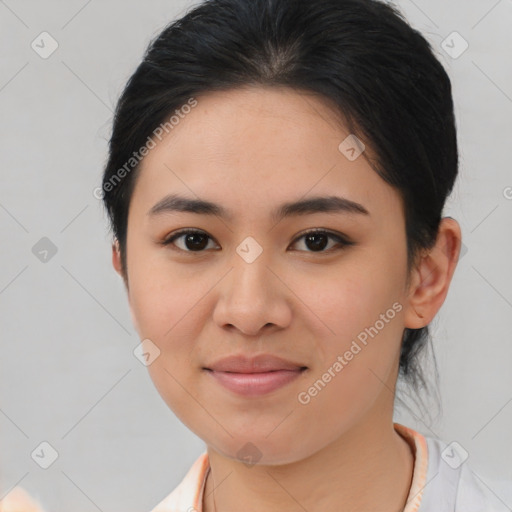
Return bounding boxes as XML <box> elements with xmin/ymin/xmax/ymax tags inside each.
<box><xmin>203</xmin><ymin>354</ymin><xmax>308</xmax><ymax>397</ymax></box>
<box><xmin>204</xmin><ymin>354</ymin><xmax>308</xmax><ymax>373</ymax></box>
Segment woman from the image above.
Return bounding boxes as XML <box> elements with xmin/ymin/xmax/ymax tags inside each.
<box><xmin>1</xmin><ymin>0</ymin><xmax>506</xmax><ymax>510</ymax></box>
<box><xmin>102</xmin><ymin>0</ymin><xmax>509</xmax><ymax>510</ymax></box>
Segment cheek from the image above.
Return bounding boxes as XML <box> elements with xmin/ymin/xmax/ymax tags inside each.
<box><xmin>127</xmin><ymin>256</ymin><xmax>212</xmax><ymax>396</ymax></box>
<box><xmin>287</xmin><ymin>270</ymin><xmax>405</xmax><ymax>453</ymax></box>
<box><xmin>305</xmin><ymin>257</ymin><xmax>404</xmax><ymax>343</ymax></box>
<box><xmin>129</xmin><ymin>270</ymin><xmax>209</xmax><ymax>427</ymax></box>
<box><xmin>128</xmin><ymin>254</ymin><xmax>206</xmax><ymax>340</ymax></box>
<box><xmin>300</xmin><ymin>256</ymin><xmax>406</xmax><ymax>400</ymax></box>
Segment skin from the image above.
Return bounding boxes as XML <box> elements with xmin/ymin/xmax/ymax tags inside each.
<box><xmin>112</xmin><ymin>85</ymin><xmax>461</xmax><ymax>512</ymax></box>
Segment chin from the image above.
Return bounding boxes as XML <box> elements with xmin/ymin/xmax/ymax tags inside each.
<box><xmin>203</xmin><ymin>429</ymin><xmax>317</xmax><ymax>466</ymax></box>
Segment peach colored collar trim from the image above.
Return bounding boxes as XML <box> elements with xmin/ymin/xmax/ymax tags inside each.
<box><xmin>394</xmin><ymin>422</ymin><xmax>429</xmax><ymax>512</ymax></box>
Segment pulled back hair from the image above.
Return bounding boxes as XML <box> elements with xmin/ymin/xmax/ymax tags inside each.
<box><xmin>101</xmin><ymin>0</ymin><xmax>458</xmax><ymax>405</ymax></box>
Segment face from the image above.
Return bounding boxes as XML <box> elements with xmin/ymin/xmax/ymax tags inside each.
<box><xmin>116</xmin><ymin>86</ymin><xmax>416</xmax><ymax>464</ymax></box>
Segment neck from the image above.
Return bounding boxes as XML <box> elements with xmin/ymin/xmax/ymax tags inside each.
<box><xmin>202</xmin><ymin>411</ymin><xmax>415</xmax><ymax>512</ymax></box>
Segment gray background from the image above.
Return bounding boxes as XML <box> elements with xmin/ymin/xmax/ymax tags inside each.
<box><xmin>1</xmin><ymin>0</ymin><xmax>511</xmax><ymax>510</ymax></box>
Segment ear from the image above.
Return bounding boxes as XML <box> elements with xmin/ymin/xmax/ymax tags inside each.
<box><xmin>112</xmin><ymin>239</ymin><xmax>124</xmax><ymax>277</ymax></box>
<box><xmin>404</xmin><ymin>217</ymin><xmax>462</xmax><ymax>329</ymax></box>
<box><xmin>111</xmin><ymin>239</ymin><xmax>130</xmax><ymax>291</ymax></box>
<box><xmin>112</xmin><ymin>239</ymin><xmax>140</xmax><ymax>333</ymax></box>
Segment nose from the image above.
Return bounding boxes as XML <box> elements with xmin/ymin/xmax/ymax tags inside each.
<box><xmin>212</xmin><ymin>250</ymin><xmax>293</xmax><ymax>337</ymax></box>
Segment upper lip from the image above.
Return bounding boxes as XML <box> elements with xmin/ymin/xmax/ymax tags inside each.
<box><xmin>204</xmin><ymin>354</ymin><xmax>307</xmax><ymax>373</ymax></box>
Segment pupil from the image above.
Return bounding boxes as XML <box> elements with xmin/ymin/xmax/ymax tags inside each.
<box><xmin>186</xmin><ymin>233</ymin><xmax>208</xmax><ymax>250</ymax></box>
<box><xmin>306</xmin><ymin>233</ymin><xmax>327</xmax><ymax>251</ymax></box>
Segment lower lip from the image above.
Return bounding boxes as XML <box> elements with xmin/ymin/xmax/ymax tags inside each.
<box><xmin>205</xmin><ymin>368</ymin><xmax>306</xmax><ymax>397</ymax></box>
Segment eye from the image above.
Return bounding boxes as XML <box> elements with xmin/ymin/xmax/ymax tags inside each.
<box><xmin>289</xmin><ymin>229</ymin><xmax>353</xmax><ymax>253</ymax></box>
<box><xmin>162</xmin><ymin>229</ymin><xmax>219</xmax><ymax>252</ymax></box>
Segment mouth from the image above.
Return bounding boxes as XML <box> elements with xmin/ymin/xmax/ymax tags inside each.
<box><xmin>203</xmin><ymin>354</ymin><xmax>308</xmax><ymax>397</ymax></box>
<box><xmin>203</xmin><ymin>367</ymin><xmax>307</xmax><ymax>397</ymax></box>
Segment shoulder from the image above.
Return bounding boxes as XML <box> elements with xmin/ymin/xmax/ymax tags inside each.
<box><xmin>456</xmin><ymin>463</ymin><xmax>512</xmax><ymax>512</ymax></box>
<box><xmin>149</xmin><ymin>451</ymin><xmax>209</xmax><ymax>512</ymax></box>
<box><xmin>420</xmin><ymin>433</ymin><xmax>511</xmax><ymax>512</ymax></box>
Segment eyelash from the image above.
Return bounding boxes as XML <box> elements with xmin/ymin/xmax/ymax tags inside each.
<box><xmin>161</xmin><ymin>228</ymin><xmax>354</xmax><ymax>254</ymax></box>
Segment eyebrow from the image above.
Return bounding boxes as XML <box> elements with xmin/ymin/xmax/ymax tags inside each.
<box><xmin>147</xmin><ymin>193</ymin><xmax>370</xmax><ymax>222</ymax></box>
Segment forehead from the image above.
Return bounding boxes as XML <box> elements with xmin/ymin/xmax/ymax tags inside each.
<box><xmin>132</xmin><ymin>86</ymin><xmax>403</xmax><ymax>224</ymax></box>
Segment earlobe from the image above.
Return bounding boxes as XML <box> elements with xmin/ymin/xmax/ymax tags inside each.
<box><xmin>403</xmin><ymin>218</ymin><xmax>462</xmax><ymax>329</ymax></box>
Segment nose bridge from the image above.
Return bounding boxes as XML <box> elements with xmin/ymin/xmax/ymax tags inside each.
<box><xmin>229</xmin><ymin>237</ymin><xmax>273</xmax><ymax>310</ymax></box>
<box><xmin>212</xmin><ymin>236</ymin><xmax>291</xmax><ymax>335</ymax></box>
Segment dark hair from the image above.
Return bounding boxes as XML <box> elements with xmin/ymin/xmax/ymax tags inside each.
<box><xmin>101</xmin><ymin>0</ymin><xmax>458</xmax><ymax>404</ymax></box>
